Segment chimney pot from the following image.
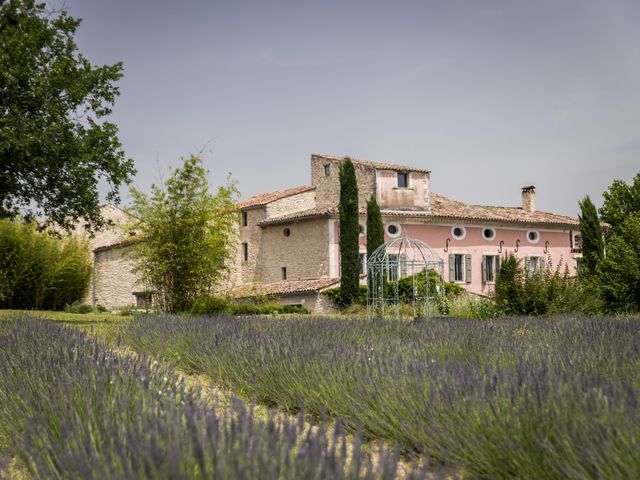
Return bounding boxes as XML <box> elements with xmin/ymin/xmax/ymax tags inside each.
<box><xmin>521</xmin><ymin>185</ymin><xmax>536</xmax><ymax>213</ymax></box>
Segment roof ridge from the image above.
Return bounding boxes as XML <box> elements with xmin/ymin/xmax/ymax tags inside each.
<box><xmin>311</xmin><ymin>153</ymin><xmax>430</xmax><ymax>173</ymax></box>
<box><xmin>236</xmin><ymin>185</ymin><xmax>315</xmax><ymax>209</ymax></box>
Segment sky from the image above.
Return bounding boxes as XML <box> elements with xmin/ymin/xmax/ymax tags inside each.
<box><xmin>59</xmin><ymin>0</ymin><xmax>639</xmax><ymax>216</ymax></box>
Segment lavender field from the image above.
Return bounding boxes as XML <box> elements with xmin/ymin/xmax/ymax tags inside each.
<box><xmin>0</xmin><ymin>315</ymin><xmax>420</xmax><ymax>479</ymax></box>
<box><xmin>125</xmin><ymin>314</ymin><xmax>640</xmax><ymax>479</ymax></box>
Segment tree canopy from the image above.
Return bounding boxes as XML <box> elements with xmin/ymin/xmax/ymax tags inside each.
<box><xmin>128</xmin><ymin>155</ymin><xmax>238</xmax><ymax>313</ymax></box>
<box><xmin>0</xmin><ymin>0</ymin><xmax>135</xmax><ymax>232</ymax></box>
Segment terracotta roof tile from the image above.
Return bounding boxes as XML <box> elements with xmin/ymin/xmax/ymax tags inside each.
<box><xmin>236</xmin><ymin>185</ymin><xmax>315</xmax><ymax>209</ymax></box>
<box><xmin>225</xmin><ymin>278</ymin><xmax>340</xmax><ymax>297</ymax></box>
<box><xmin>313</xmin><ymin>154</ymin><xmax>430</xmax><ymax>173</ymax></box>
<box><xmin>258</xmin><ymin>193</ymin><xmax>579</xmax><ymax>228</ymax></box>
<box><xmin>426</xmin><ymin>193</ymin><xmax>579</xmax><ymax>226</ymax></box>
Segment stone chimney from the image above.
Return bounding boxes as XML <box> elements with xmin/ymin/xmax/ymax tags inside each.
<box><xmin>521</xmin><ymin>185</ymin><xmax>536</xmax><ymax>213</ymax></box>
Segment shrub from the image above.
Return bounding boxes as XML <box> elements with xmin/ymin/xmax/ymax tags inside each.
<box><xmin>322</xmin><ymin>285</ymin><xmax>368</xmax><ymax>309</ymax></box>
<box><xmin>64</xmin><ymin>302</ymin><xmax>94</xmax><ymax>314</ymax></box>
<box><xmin>494</xmin><ymin>254</ymin><xmax>600</xmax><ymax>316</ymax></box>
<box><xmin>190</xmin><ymin>296</ymin><xmax>308</xmax><ymax>316</ymax></box>
<box><xmin>0</xmin><ymin>219</ymin><xmax>91</xmax><ymax>310</ymax></box>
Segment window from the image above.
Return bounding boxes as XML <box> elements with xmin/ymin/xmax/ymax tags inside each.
<box><xmin>482</xmin><ymin>255</ymin><xmax>500</xmax><ymax>283</ymax></box>
<box><xmin>527</xmin><ymin>230</ymin><xmax>540</xmax><ymax>244</ymax></box>
<box><xmin>242</xmin><ymin>211</ymin><xmax>248</xmax><ymax>227</ymax></box>
<box><xmin>386</xmin><ymin>223</ymin><xmax>401</xmax><ymax>237</ymax></box>
<box><xmin>449</xmin><ymin>253</ymin><xmax>471</xmax><ymax>283</ymax></box>
<box><xmin>359</xmin><ymin>224</ymin><xmax>365</xmax><ymax>236</ymax></box>
<box><xmin>451</xmin><ymin>226</ymin><xmax>466</xmax><ymax>240</ymax></box>
<box><xmin>242</xmin><ymin>242</ymin><xmax>248</xmax><ymax>262</ymax></box>
<box><xmin>387</xmin><ymin>254</ymin><xmax>399</xmax><ymax>281</ymax></box>
<box><xmin>572</xmin><ymin>233</ymin><xmax>582</xmax><ymax>250</ymax></box>
<box><xmin>282</xmin><ymin>267</ymin><xmax>287</xmax><ymax>280</ymax></box>
<box><xmin>283</xmin><ymin>227</ymin><xmax>291</xmax><ymax>237</ymax></box>
<box><xmin>525</xmin><ymin>256</ymin><xmax>544</xmax><ymax>275</ymax></box>
<box><xmin>397</xmin><ymin>172</ymin><xmax>408</xmax><ymax>188</ymax></box>
<box><xmin>359</xmin><ymin>253</ymin><xmax>367</xmax><ymax>275</ymax></box>
<box><xmin>575</xmin><ymin>257</ymin><xmax>584</xmax><ymax>273</ymax></box>
<box><xmin>324</xmin><ymin>164</ymin><xmax>331</xmax><ymax>176</ymax></box>
<box><xmin>482</xmin><ymin>227</ymin><xmax>496</xmax><ymax>241</ymax></box>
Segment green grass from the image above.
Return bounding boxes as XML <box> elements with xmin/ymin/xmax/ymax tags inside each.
<box><xmin>0</xmin><ymin>309</ymin><xmax>131</xmax><ymax>344</ymax></box>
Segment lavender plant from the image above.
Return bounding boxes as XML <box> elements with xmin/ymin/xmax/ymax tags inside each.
<box><xmin>0</xmin><ymin>315</ymin><xmax>419</xmax><ymax>479</ymax></box>
<box><xmin>125</xmin><ymin>314</ymin><xmax>640</xmax><ymax>479</ymax></box>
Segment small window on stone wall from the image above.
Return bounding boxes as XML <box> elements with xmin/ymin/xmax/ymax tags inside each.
<box><xmin>282</xmin><ymin>267</ymin><xmax>287</xmax><ymax>280</ymax></box>
<box><xmin>397</xmin><ymin>172</ymin><xmax>408</xmax><ymax>188</ymax></box>
<box><xmin>242</xmin><ymin>211</ymin><xmax>248</xmax><ymax>227</ymax></box>
<box><xmin>324</xmin><ymin>164</ymin><xmax>331</xmax><ymax>176</ymax></box>
<box><xmin>283</xmin><ymin>227</ymin><xmax>291</xmax><ymax>237</ymax></box>
<box><xmin>242</xmin><ymin>242</ymin><xmax>248</xmax><ymax>262</ymax></box>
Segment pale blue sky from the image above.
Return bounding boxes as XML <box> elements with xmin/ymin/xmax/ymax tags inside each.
<box><xmin>61</xmin><ymin>0</ymin><xmax>639</xmax><ymax>216</ymax></box>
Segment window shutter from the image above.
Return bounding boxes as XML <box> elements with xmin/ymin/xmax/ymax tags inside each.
<box><xmin>481</xmin><ymin>256</ymin><xmax>487</xmax><ymax>284</ymax></box>
<box><xmin>540</xmin><ymin>257</ymin><xmax>545</xmax><ymax>272</ymax></box>
<box><xmin>496</xmin><ymin>256</ymin><xmax>501</xmax><ymax>272</ymax></box>
<box><xmin>449</xmin><ymin>254</ymin><xmax>455</xmax><ymax>282</ymax></box>
<box><xmin>525</xmin><ymin>256</ymin><xmax>531</xmax><ymax>274</ymax></box>
<box><xmin>465</xmin><ymin>254</ymin><xmax>472</xmax><ymax>283</ymax></box>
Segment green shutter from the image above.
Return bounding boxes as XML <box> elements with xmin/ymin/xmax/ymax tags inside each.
<box><xmin>540</xmin><ymin>257</ymin><xmax>545</xmax><ymax>272</ymax></box>
<box><xmin>449</xmin><ymin>254</ymin><xmax>455</xmax><ymax>282</ymax></box>
<box><xmin>481</xmin><ymin>255</ymin><xmax>487</xmax><ymax>284</ymax></box>
<box><xmin>465</xmin><ymin>254</ymin><xmax>472</xmax><ymax>283</ymax></box>
<box><xmin>525</xmin><ymin>256</ymin><xmax>531</xmax><ymax>274</ymax></box>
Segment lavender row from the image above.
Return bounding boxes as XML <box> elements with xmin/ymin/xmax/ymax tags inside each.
<box><xmin>0</xmin><ymin>315</ymin><xmax>420</xmax><ymax>479</ymax></box>
<box><xmin>125</xmin><ymin>314</ymin><xmax>640</xmax><ymax>479</ymax></box>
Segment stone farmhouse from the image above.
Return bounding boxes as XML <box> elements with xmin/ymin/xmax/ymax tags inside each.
<box><xmin>86</xmin><ymin>154</ymin><xmax>582</xmax><ymax>313</ymax></box>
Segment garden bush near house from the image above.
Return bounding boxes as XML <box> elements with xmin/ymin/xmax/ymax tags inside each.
<box><xmin>0</xmin><ymin>315</ymin><xmax>415</xmax><ymax>479</ymax></box>
<box><xmin>190</xmin><ymin>295</ymin><xmax>308</xmax><ymax>315</ymax></box>
<box><xmin>494</xmin><ymin>254</ymin><xmax>602</xmax><ymax>316</ymax></box>
<box><xmin>124</xmin><ymin>314</ymin><xmax>640</xmax><ymax>479</ymax></box>
<box><xmin>64</xmin><ymin>302</ymin><xmax>94</xmax><ymax>314</ymax></box>
<box><xmin>0</xmin><ymin>219</ymin><xmax>91</xmax><ymax>310</ymax></box>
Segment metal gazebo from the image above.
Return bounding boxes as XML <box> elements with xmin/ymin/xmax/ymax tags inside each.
<box><xmin>367</xmin><ymin>236</ymin><xmax>445</xmax><ymax>319</ymax></box>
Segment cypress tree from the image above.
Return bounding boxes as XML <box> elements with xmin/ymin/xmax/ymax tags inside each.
<box><xmin>339</xmin><ymin>158</ymin><xmax>360</xmax><ymax>306</ymax></box>
<box><xmin>366</xmin><ymin>196</ymin><xmax>385</xmax><ymax>260</ymax></box>
<box><xmin>578</xmin><ymin>196</ymin><xmax>604</xmax><ymax>274</ymax></box>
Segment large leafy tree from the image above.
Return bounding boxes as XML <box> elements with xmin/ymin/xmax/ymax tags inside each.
<box><xmin>597</xmin><ymin>172</ymin><xmax>640</xmax><ymax>312</ymax></box>
<box><xmin>339</xmin><ymin>158</ymin><xmax>360</xmax><ymax>306</ymax></box>
<box><xmin>128</xmin><ymin>155</ymin><xmax>238</xmax><ymax>313</ymax></box>
<box><xmin>578</xmin><ymin>196</ymin><xmax>604</xmax><ymax>274</ymax></box>
<box><xmin>0</xmin><ymin>0</ymin><xmax>135</xmax><ymax>231</ymax></box>
<box><xmin>599</xmin><ymin>172</ymin><xmax>640</xmax><ymax>236</ymax></box>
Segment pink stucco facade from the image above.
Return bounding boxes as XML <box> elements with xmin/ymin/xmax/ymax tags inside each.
<box><xmin>330</xmin><ymin>218</ymin><xmax>578</xmax><ymax>296</ymax></box>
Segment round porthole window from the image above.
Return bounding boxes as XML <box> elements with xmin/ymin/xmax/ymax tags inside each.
<box><xmin>283</xmin><ymin>228</ymin><xmax>291</xmax><ymax>237</ymax></box>
<box><xmin>451</xmin><ymin>226</ymin><xmax>466</xmax><ymax>240</ymax></box>
<box><xmin>527</xmin><ymin>230</ymin><xmax>540</xmax><ymax>244</ymax></box>
<box><xmin>386</xmin><ymin>223</ymin><xmax>401</xmax><ymax>237</ymax></box>
<box><xmin>482</xmin><ymin>227</ymin><xmax>496</xmax><ymax>241</ymax></box>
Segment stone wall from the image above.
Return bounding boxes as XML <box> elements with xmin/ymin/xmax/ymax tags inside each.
<box><xmin>278</xmin><ymin>290</ymin><xmax>338</xmax><ymax>314</ymax></box>
<box><xmin>92</xmin><ymin>244</ymin><xmax>141</xmax><ymax>309</ymax></box>
<box><xmin>266</xmin><ymin>190</ymin><xmax>316</xmax><ymax>217</ymax></box>
<box><xmin>258</xmin><ymin>218</ymin><xmax>330</xmax><ymax>283</ymax></box>
<box><xmin>239</xmin><ymin>207</ymin><xmax>267</xmax><ymax>283</ymax></box>
<box><xmin>311</xmin><ymin>155</ymin><xmax>376</xmax><ymax>209</ymax></box>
